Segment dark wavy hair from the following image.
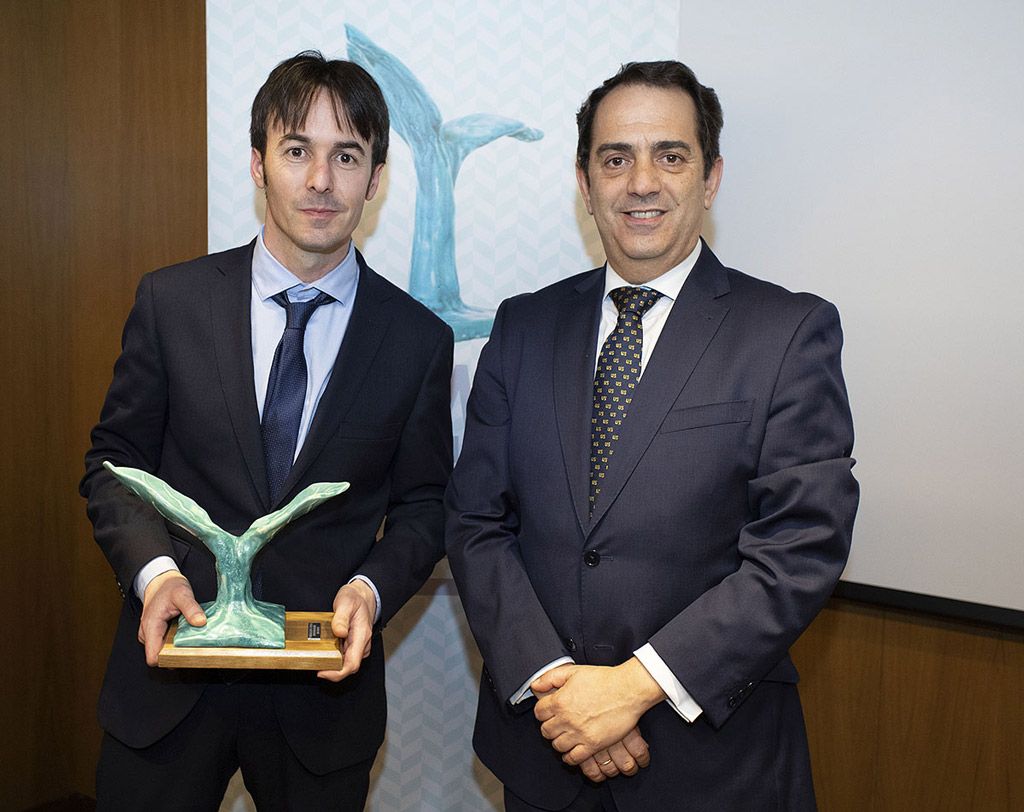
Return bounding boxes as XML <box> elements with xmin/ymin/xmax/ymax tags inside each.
<box><xmin>576</xmin><ymin>60</ymin><xmax>723</xmax><ymax>180</ymax></box>
<box><xmin>250</xmin><ymin>50</ymin><xmax>389</xmax><ymax>167</ymax></box>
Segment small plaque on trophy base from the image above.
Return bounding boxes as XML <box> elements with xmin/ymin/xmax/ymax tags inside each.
<box><xmin>159</xmin><ymin>611</ymin><xmax>342</xmax><ymax>670</ymax></box>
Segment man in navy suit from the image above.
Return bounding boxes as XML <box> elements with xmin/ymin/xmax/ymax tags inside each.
<box><xmin>82</xmin><ymin>52</ymin><xmax>453</xmax><ymax>810</ymax></box>
<box><xmin>446</xmin><ymin>61</ymin><xmax>858</xmax><ymax>811</ymax></box>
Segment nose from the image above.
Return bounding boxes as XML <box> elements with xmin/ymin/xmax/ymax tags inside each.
<box><xmin>626</xmin><ymin>156</ymin><xmax>660</xmax><ymax>198</ymax></box>
<box><xmin>307</xmin><ymin>156</ymin><xmax>332</xmax><ymax>194</ymax></box>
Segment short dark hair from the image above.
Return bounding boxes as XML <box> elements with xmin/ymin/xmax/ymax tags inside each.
<box><xmin>250</xmin><ymin>50</ymin><xmax>389</xmax><ymax>167</ymax></box>
<box><xmin>576</xmin><ymin>60</ymin><xmax>723</xmax><ymax>180</ymax></box>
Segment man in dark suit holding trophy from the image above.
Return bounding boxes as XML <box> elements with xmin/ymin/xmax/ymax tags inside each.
<box><xmin>82</xmin><ymin>51</ymin><xmax>453</xmax><ymax>810</ymax></box>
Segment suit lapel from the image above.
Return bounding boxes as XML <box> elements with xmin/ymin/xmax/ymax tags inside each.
<box><xmin>587</xmin><ymin>242</ymin><xmax>732</xmax><ymax>530</ymax></box>
<box><xmin>278</xmin><ymin>250</ymin><xmax>395</xmax><ymax>501</ymax></box>
<box><xmin>209</xmin><ymin>240</ymin><xmax>272</xmax><ymax>511</ymax></box>
<box><xmin>553</xmin><ymin>269</ymin><xmax>605</xmax><ymax>534</ymax></box>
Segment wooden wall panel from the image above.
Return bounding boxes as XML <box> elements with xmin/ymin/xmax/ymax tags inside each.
<box><xmin>0</xmin><ymin>2</ymin><xmax>205</xmax><ymax>807</ymax></box>
<box><xmin>792</xmin><ymin>601</ymin><xmax>886</xmax><ymax>807</ymax></box>
<box><xmin>0</xmin><ymin>4</ymin><xmax>74</xmax><ymax>805</ymax></box>
<box><xmin>796</xmin><ymin>600</ymin><xmax>1024</xmax><ymax>811</ymax></box>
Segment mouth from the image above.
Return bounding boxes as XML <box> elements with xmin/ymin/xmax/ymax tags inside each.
<box><xmin>622</xmin><ymin>209</ymin><xmax>665</xmax><ymax>223</ymax></box>
<box><xmin>300</xmin><ymin>207</ymin><xmax>340</xmax><ymax>221</ymax></box>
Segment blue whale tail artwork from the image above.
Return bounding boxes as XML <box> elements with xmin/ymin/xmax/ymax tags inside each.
<box><xmin>345</xmin><ymin>25</ymin><xmax>543</xmax><ymax>341</ymax></box>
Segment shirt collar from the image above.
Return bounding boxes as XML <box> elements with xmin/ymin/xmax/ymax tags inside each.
<box><xmin>251</xmin><ymin>229</ymin><xmax>359</xmax><ymax>304</ymax></box>
<box><xmin>603</xmin><ymin>238</ymin><xmax>703</xmax><ymax>302</ymax></box>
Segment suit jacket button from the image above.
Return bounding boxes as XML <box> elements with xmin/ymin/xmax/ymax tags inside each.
<box><xmin>564</xmin><ymin>637</ymin><xmax>577</xmax><ymax>652</ymax></box>
<box><xmin>583</xmin><ymin>550</ymin><xmax>601</xmax><ymax>567</ymax></box>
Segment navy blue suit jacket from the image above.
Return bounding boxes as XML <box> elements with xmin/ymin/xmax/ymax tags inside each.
<box><xmin>446</xmin><ymin>242</ymin><xmax>857</xmax><ymax>811</ymax></box>
<box><xmin>82</xmin><ymin>241</ymin><xmax>453</xmax><ymax>774</ymax></box>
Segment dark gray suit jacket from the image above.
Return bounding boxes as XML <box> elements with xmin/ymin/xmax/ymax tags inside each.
<box><xmin>82</xmin><ymin>241</ymin><xmax>453</xmax><ymax>774</ymax></box>
<box><xmin>446</xmin><ymin>242</ymin><xmax>857</xmax><ymax>811</ymax></box>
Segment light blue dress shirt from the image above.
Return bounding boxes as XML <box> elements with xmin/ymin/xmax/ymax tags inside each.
<box><xmin>250</xmin><ymin>231</ymin><xmax>358</xmax><ymax>448</ymax></box>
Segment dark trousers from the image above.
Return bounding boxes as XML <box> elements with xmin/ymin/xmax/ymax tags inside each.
<box><xmin>505</xmin><ymin>783</ymin><xmax>620</xmax><ymax>812</ymax></box>
<box><xmin>96</xmin><ymin>681</ymin><xmax>373</xmax><ymax>812</ymax></box>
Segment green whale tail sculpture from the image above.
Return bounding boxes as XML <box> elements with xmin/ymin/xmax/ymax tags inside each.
<box><xmin>103</xmin><ymin>461</ymin><xmax>349</xmax><ymax>648</ymax></box>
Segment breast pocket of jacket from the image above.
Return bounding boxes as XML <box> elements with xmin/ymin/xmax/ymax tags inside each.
<box><xmin>658</xmin><ymin>399</ymin><xmax>755</xmax><ymax>434</ymax></box>
<box><xmin>330</xmin><ymin>421</ymin><xmax>404</xmax><ymax>481</ymax></box>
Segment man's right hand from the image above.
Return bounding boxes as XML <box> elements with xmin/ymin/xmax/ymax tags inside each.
<box><xmin>139</xmin><ymin>571</ymin><xmax>206</xmax><ymax>666</ymax></box>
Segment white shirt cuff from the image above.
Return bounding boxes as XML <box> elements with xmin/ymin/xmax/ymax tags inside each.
<box><xmin>634</xmin><ymin>643</ymin><xmax>703</xmax><ymax>723</ymax></box>
<box><xmin>134</xmin><ymin>556</ymin><xmax>179</xmax><ymax>600</ymax></box>
<box><xmin>349</xmin><ymin>575</ymin><xmax>382</xmax><ymax>624</ymax></box>
<box><xmin>510</xmin><ymin>657</ymin><xmax>575</xmax><ymax>704</ymax></box>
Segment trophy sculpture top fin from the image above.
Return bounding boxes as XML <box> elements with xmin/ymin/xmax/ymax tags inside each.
<box><xmin>103</xmin><ymin>461</ymin><xmax>349</xmax><ymax>648</ymax></box>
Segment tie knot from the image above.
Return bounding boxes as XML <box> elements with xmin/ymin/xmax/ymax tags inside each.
<box><xmin>609</xmin><ymin>286</ymin><xmax>662</xmax><ymax>318</ymax></box>
<box><xmin>273</xmin><ymin>291</ymin><xmax>335</xmax><ymax>330</ymax></box>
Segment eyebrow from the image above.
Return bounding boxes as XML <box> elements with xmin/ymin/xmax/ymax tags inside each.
<box><xmin>595</xmin><ymin>139</ymin><xmax>694</xmax><ymax>155</ymax></box>
<box><xmin>653</xmin><ymin>140</ymin><xmax>694</xmax><ymax>154</ymax></box>
<box><xmin>279</xmin><ymin>133</ymin><xmax>367</xmax><ymax>154</ymax></box>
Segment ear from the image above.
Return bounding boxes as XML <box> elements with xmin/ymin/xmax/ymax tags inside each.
<box><xmin>575</xmin><ymin>164</ymin><xmax>594</xmax><ymax>215</ymax></box>
<box><xmin>365</xmin><ymin>162</ymin><xmax>384</xmax><ymax>201</ymax></box>
<box><xmin>703</xmin><ymin>155</ymin><xmax>724</xmax><ymax>210</ymax></box>
<box><xmin>250</xmin><ymin>147</ymin><xmax>267</xmax><ymax>189</ymax></box>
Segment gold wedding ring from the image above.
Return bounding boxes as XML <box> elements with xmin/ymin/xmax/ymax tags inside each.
<box><xmin>599</xmin><ymin>759</ymin><xmax>613</xmax><ymax>766</ymax></box>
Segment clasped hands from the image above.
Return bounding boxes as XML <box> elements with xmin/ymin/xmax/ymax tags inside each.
<box><xmin>139</xmin><ymin>572</ymin><xmax>376</xmax><ymax>680</ymax></box>
<box><xmin>531</xmin><ymin>658</ymin><xmax>665</xmax><ymax>783</ymax></box>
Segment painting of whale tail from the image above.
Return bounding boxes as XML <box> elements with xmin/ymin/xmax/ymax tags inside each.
<box><xmin>346</xmin><ymin>25</ymin><xmax>543</xmax><ymax>341</ymax></box>
<box><xmin>103</xmin><ymin>461</ymin><xmax>349</xmax><ymax>648</ymax></box>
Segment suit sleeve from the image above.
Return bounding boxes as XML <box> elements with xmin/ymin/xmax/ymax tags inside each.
<box><xmin>445</xmin><ymin>301</ymin><xmax>569</xmax><ymax>705</ymax></box>
<box><xmin>648</xmin><ymin>299</ymin><xmax>859</xmax><ymax>728</ymax></box>
<box><xmin>356</xmin><ymin>323</ymin><xmax>454</xmax><ymax>626</ymax></box>
<box><xmin>80</xmin><ymin>273</ymin><xmax>176</xmax><ymax>604</ymax></box>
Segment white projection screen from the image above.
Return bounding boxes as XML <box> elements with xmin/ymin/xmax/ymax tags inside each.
<box><xmin>680</xmin><ymin>2</ymin><xmax>1024</xmax><ymax>623</ymax></box>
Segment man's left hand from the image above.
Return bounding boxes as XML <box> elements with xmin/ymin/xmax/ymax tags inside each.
<box><xmin>532</xmin><ymin>658</ymin><xmax>666</xmax><ymax>766</ymax></box>
<box><xmin>317</xmin><ymin>580</ymin><xmax>377</xmax><ymax>682</ymax></box>
<box><xmin>579</xmin><ymin>726</ymin><xmax>652</xmax><ymax>782</ymax></box>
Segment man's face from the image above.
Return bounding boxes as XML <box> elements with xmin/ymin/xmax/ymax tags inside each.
<box><xmin>577</xmin><ymin>83</ymin><xmax>723</xmax><ymax>284</ymax></box>
<box><xmin>251</xmin><ymin>90</ymin><xmax>383</xmax><ymax>281</ymax></box>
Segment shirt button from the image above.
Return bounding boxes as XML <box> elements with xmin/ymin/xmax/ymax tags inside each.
<box><xmin>583</xmin><ymin>550</ymin><xmax>601</xmax><ymax>567</ymax></box>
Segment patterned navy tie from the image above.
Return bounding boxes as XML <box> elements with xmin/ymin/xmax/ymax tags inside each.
<box><xmin>589</xmin><ymin>286</ymin><xmax>663</xmax><ymax>515</ymax></box>
<box><xmin>262</xmin><ymin>290</ymin><xmax>335</xmax><ymax>504</ymax></box>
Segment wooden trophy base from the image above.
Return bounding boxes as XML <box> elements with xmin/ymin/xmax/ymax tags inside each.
<box><xmin>158</xmin><ymin>611</ymin><xmax>342</xmax><ymax>670</ymax></box>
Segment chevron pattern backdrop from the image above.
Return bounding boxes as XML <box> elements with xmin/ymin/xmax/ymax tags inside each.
<box><xmin>208</xmin><ymin>2</ymin><xmax>677</xmax><ymax>808</ymax></box>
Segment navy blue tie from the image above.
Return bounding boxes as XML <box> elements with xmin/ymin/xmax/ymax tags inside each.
<box><xmin>262</xmin><ymin>291</ymin><xmax>334</xmax><ymax>504</ymax></box>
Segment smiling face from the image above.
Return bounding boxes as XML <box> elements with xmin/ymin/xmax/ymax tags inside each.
<box><xmin>577</xmin><ymin>83</ymin><xmax>723</xmax><ymax>284</ymax></box>
<box><xmin>250</xmin><ymin>89</ymin><xmax>383</xmax><ymax>282</ymax></box>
